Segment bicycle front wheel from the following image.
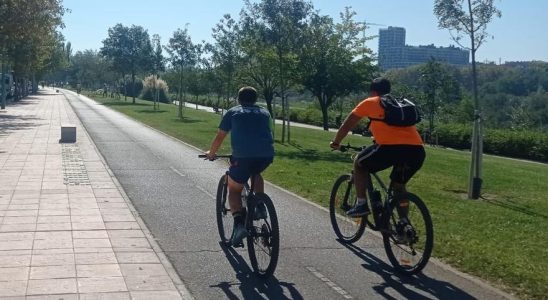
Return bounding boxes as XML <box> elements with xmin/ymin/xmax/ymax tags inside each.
<box><xmin>247</xmin><ymin>193</ymin><xmax>279</xmax><ymax>278</ymax></box>
<box><xmin>329</xmin><ymin>174</ymin><xmax>366</xmax><ymax>243</ymax></box>
<box><xmin>216</xmin><ymin>174</ymin><xmax>231</xmax><ymax>245</ymax></box>
<box><xmin>382</xmin><ymin>193</ymin><xmax>433</xmax><ymax>275</ymax></box>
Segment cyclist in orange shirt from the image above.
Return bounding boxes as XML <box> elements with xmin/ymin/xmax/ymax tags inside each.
<box><xmin>330</xmin><ymin>78</ymin><xmax>425</xmax><ymax>217</ymax></box>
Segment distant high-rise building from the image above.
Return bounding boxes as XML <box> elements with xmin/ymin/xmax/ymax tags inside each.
<box><xmin>378</xmin><ymin>27</ymin><xmax>469</xmax><ymax>70</ymax></box>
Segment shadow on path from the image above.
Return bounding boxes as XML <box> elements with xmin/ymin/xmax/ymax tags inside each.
<box><xmin>340</xmin><ymin>241</ymin><xmax>477</xmax><ymax>300</ymax></box>
<box><xmin>211</xmin><ymin>242</ymin><xmax>303</xmax><ymax>300</ymax></box>
<box><xmin>0</xmin><ymin>114</ymin><xmax>42</xmax><ymax>136</ymax></box>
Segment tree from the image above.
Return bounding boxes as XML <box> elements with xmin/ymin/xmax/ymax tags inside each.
<box><xmin>165</xmin><ymin>27</ymin><xmax>200</xmax><ymax>119</ymax></box>
<box><xmin>299</xmin><ymin>11</ymin><xmax>372</xmax><ymax>130</ymax></box>
<box><xmin>239</xmin><ymin>9</ymin><xmax>280</xmax><ymax>119</ymax></box>
<box><xmin>244</xmin><ymin>0</ymin><xmax>313</xmax><ymax>143</ymax></box>
<box><xmin>419</xmin><ymin>59</ymin><xmax>446</xmax><ymax>142</ymax></box>
<box><xmin>434</xmin><ymin>0</ymin><xmax>501</xmax><ymax>199</ymax></box>
<box><xmin>151</xmin><ymin>34</ymin><xmax>165</xmax><ymax>110</ymax></box>
<box><xmin>210</xmin><ymin>14</ymin><xmax>241</xmax><ymax>109</ymax></box>
<box><xmin>66</xmin><ymin>50</ymin><xmax>115</xmax><ymax>89</ymax></box>
<box><xmin>0</xmin><ymin>0</ymin><xmax>66</xmax><ymax>107</ymax></box>
<box><xmin>101</xmin><ymin>24</ymin><xmax>153</xmax><ymax>104</ymax></box>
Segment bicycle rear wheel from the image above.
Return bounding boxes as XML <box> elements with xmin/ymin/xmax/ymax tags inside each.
<box><xmin>329</xmin><ymin>174</ymin><xmax>366</xmax><ymax>243</ymax></box>
<box><xmin>216</xmin><ymin>174</ymin><xmax>231</xmax><ymax>245</ymax></box>
<box><xmin>247</xmin><ymin>193</ymin><xmax>279</xmax><ymax>278</ymax></box>
<box><xmin>382</xmin><ymin>193</ymin><xmax>433</xmax><ymax>275</ymax></box>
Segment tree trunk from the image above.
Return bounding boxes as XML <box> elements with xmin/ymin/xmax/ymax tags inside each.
<box><xmin>178</xmin><ymin>67</ymin><xmax>184</xmax><ymax>119</ymax></box>
<box><xmin>287</xmin><ymin>96</ymin><xmax>291</xmax><ymax>142</ymax></box>
<box><xmin>123</xmin><ymin>74</ymin><xmax>127</xmax><ymax>101</ymax></box>
<box><xmin>279</xmin><ymin>51</ymin><xmax>286</xmax><ymax>144</ymax></box>
<box><xmin>131</xmin><ymin>72</ymin><xmax>136</xmax><ymax>104</ymax></box>
<box><xmin>1</xmin><ymin>61</ymin><xmax>6</xmax><ymax>109</ymax></box>
<box><xmin>321</xmin><ymin>100</ymin><xmax>329</xmax><ymax>131</ymax></box>
<box><xmin>429</xmin><ymin>93</ymin><xmax>435</xmax><ymax>143</ymax></box>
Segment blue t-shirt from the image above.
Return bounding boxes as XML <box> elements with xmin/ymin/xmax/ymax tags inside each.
<box><xmin>219</xmin><ymin>104</ymin><xmax>274</xmax><ymax>158</ymax></box>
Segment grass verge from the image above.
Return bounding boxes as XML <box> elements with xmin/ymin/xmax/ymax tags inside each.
<box><xmin>86</xmin><ymin>94</ymin><xmax>547</xmax><ymax>299</ymax></box>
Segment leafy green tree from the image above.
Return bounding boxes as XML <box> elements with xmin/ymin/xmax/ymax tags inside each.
<box><xmin>210</xmin><ymin>14</ymin><xmax>241</xmax><ymax>109</ymax></box>
<box><xmin>165</xmin><ymin>27</ymin><xmax>200</xmax><ymax>119</ymax></box>
<box><xmin>151</xmin><ymin>34</ymin><xmax>165</xmax><ymax>110</ymax></box>
<box><xmin>299</xmin><ymin>11</ymin><xmax>372</xmax><ymax>130</ymax></box>
<box><xmin>239</xmin><ymin>11</ymin><xmax>280</xmax><ymax>118</ymax></box>
<box><xmin>419</xmin><ymin>59</ymin><xmax>447</xmax><ymax>141</ymax></box>
<box><xmin>434</xmin><ymin>0</ymin><xmax>501</xmax><ymax>199</ymax></box>
<box><xmin>244</xmin><ymin>0</ymin><xmax>313</xmax><ymax>143</ymax></box>
<box><xmin>101</xmin><ymin>24</ymin><xmax>153</xmax><ymax>104</ymax></box>
<box><xmin>67</xmin><ymin>50</ymin><xmax>115</xmax><ymax>89</ymax></box>
<box><xmin>0</xmin><ymin>0</ymin><xmax>66</xmax><ymax>107</ymax></box>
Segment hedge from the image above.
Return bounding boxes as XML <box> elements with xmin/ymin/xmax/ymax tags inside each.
<box><xmin>428</xmin><ymin>123</ymin><xmax>548</xmax><ymax>162</ymax></box>
<box><xmin>174</xmin><ymin>96</ymin><xmax>548</xmax><ymax>162</ymax></box>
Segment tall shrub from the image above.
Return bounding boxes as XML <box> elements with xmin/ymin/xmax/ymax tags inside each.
<box><xmin>141</xmin><ymin>75</ymin><xmax>169</xmax><ymax>103</ymax></box>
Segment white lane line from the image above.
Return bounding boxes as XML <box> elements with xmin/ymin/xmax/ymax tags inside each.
<box><xmin>170</xmin><ymin>166</ymin><xmax>186</xmax><ymax>177</ymax></box>
<box><xmin>196</xmin><ymin>185</ymin><xmax>216</xmax><ymax>200</ymax></box>
<box><xmin>306</xmin><ymin>267</ymin><xmax>353</xmax><ymax>299</ymax></box>
<box><xmin>169</xmin><ymin>167</ymin><xmax>215</xmax><ymax>200</ymax></box>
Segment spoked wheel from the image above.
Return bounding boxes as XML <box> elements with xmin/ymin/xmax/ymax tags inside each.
<box><xmin>329</xmin><ymin>174</ymin><xmax>366</xmax><ymax>243</ymax></box>
<box><xmin>382</xmin><ymin>193</ymin><xmax>433</xmax><ymax>275</ymax></box>
<box><xmin>247</xmin><ymin>193</ymin><xmax>279</xmax><ymax>278</ymax></box>
<box><xmin>216</xmin><ymin>174</ymin><xmax>232</xmax><ymax>245</ymax></box>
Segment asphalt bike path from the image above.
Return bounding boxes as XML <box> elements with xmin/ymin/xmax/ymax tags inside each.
<box><xmin>65</xmin><ymin>90</ymin><xmax>513</xmax><ymax>300</ymax></box>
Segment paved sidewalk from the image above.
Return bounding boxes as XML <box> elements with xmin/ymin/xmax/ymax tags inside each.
<box><xmin>0</xmin><ymin>90</ymin><xmax>189</xmax><ymax>299</ymax></box>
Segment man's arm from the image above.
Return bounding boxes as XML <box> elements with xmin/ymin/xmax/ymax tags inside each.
<box><xmin>330</xmin><ymin>113</ymin><xmax>362</xmax><ymax>149</ymax></box>
<box><xmin>206</xmin><ymin>129</ymin><xmax>228</xmax><ymax>159</ymax></box>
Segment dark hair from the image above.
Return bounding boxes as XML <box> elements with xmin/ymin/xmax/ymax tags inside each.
<box><xmin>369</xmin><ymin>78</ymin><xmax>391</xmax><ymax>95</ymax></box>
<box><xmin>238</xmin><ymin>86</ymin><xmax>258</xmax><ymax>104</ymax></box>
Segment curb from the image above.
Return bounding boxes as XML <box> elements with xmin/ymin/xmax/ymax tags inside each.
<box><xmin>62</xmin><ymin>90</ymin><xmax>194</xmax><ymax>300</ymax></box>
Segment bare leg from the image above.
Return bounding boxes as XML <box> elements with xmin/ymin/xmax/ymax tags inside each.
<box><xmin>253</xmin><ymin>175</ymin><xmax>265</xmax><ymax>193</ymax></box>
<box><xmin>391</xmin><ymin>181</ymin><xmax>409</xmax><ymax>218</ymax></box>
<box><xmin>353</xmin><ymin>159</ymin><xmax>369</xmax><ymax>200</ymax></box>
<box><xmin>227</xmin><ymin>176</ymin><xmax>244</xmax><ymax>214</ymax></box>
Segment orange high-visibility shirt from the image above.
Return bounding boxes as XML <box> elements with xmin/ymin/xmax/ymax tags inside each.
<box><xmin>352</xmin><ymin>96</ymin><xmax>423</xmax><ymax>145</ymax></box>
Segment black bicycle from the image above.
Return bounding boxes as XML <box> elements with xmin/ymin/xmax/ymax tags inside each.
<box><xmin>199</xmin><ymin>154</ymin><xmax>279</xmax><ymax>278</ymax></box>
<box><xmin>329</xmin><ymin>144</ymin><xmax>433</xmax><ymax>275</ymax></box>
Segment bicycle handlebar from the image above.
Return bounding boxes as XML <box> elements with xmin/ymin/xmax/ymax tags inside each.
<box><xmin>198</xmin><ymin>154</ymin><xmax>232</xmax><ymax>160</ymax></box>
<box><xmin>338</xmin><ymin>144</ymin><xmax>364</xmax><ymax>152</ymax></box>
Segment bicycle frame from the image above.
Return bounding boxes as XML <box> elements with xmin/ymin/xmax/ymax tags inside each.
<box><xmin>342</xmin><ymin>145</ymin><xmax>394</xmax><ymax>231</ymax></box>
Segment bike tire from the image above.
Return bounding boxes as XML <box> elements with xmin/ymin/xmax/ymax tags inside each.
<box><xmin>216</xmin><ymin>174</ymin><xmax>232</xmax><ymax>245</ymax></box>
<box><xmin>329</xmin><ymin>174</ymin><xmax>366</xmax><ymax>243</ymax></box>
<box><xmin>382</xmin><ymin>193</ymin><xmax>434</xmax><ymax>275</ymax></box>
<box><xmin>247</xmin><ymin>192</ymin><xmax>279</xmax><ymax>278</ymax></box>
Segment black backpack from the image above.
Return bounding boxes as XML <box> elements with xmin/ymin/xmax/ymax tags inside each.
<box><xmin>370</xmin><ymin>94</ymin><xmax>422</xmax><ymax>126</ymax></box>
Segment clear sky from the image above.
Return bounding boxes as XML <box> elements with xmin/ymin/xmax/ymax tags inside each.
<box><xmin>61</xmin><ymin>0</ymin><xmax>548</xmax><ymax>63</ymax></box>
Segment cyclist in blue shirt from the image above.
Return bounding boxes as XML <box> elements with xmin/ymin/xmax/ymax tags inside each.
<box><xmin>206</xmin><ymin>86</ymin><xmax>274</xmax><ymax>246</ymax></box>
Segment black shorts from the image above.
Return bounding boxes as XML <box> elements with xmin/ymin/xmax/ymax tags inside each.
<box><xmin>356</xmin><ymin>144</ymin><xmax>425</xmax><ymax>184</ymax></box>
<box><xmin>229</xmin><ymin>157</ymin><xmax>273</xmax><ymax>184</ymax></box>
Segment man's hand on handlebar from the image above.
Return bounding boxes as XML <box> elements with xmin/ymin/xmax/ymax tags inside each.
<box><xmin>330</xmin><ymin>140</ymin><xmax>341</xmax><ymax>150</ymax></box>
<box><xmin>205</xmin><ymin>150</ymin><xmax>217</xmax><ymax>161</ymax></box>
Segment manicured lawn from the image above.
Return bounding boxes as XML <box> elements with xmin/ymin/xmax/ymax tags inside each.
<box><xmin>86</xmin><ymin>93</ymin><xmax>547</xmax><ymax>299</ymax></box>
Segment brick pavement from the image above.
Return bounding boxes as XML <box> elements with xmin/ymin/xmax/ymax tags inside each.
<box><xmin>0</xmin><ymin>90</ymin><xmax>190</xmax><ymax>299</ymax></box>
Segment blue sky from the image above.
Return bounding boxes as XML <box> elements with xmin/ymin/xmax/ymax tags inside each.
<box><xmin>61</xmin><ymin>0</ymin><xmax>548</xmax><ymax>63</ymax></box>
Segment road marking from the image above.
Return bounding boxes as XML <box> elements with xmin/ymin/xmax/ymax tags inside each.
<box><xmin>306</xmin><ymin>267</ymin><xmax>353</xmax><ymax>299</ymax></box>
<box><xmin>196</xmin><ymin>185</ymin><xmax>215</xmax><ymax>200</ymax></box>
<box><xmin>170</xmin><ymin>166</ymin><xmax>186</xmax><ymax>177</ymax></box>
